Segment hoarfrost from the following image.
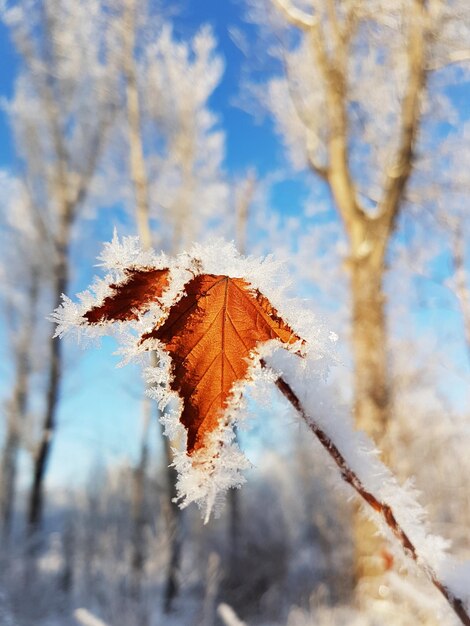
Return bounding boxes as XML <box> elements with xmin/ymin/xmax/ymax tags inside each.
<box><xmin>53</xmin><ymin>234</ymin><xmax>335</xmax><ymax>520</ymax></box>
<box><xmin>52</xmin><ymin>230</ymin><xmax>470</xmax><ymax>619</ymax></box>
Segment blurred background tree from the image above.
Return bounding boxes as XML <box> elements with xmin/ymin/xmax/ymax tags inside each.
<box><xmin>0</xmin><ymin>1</ymin><xmax>470</xmax><ymax>625</ymax></box>
<box><xmin>245</xmin><ymin>0</ymin><xmax>470</xmax><ymax>602</ymax></box>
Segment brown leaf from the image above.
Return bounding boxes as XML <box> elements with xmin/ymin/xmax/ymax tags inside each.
<box><xmin>84</xmin><ymin>267</ymin><xmax>170</xmax><ymax>324</ymax></box>
<box><xmin>141</xmin><ymin>274</ymin><xmax>300</xmax><ymax>454</ymax></box>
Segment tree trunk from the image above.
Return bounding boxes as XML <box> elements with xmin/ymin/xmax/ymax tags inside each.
<box><xmin>350</xmin><ymin>256</ymin><xmax>389</xmax><ymax>443</ymax></box>
<box><xmin>122</xmin><ymin>0</ymin><xmax>153</xmax><ymax>597</ymax></box>
<box><xmin>122</xmin><ymin>0</ymin><xmax>183</xmax><ymax>608</ymax></box>
<box><xmin>275</xmin><ymin>0</ymin><xmax>428</xmax><ymax>602</ymax></box>
<box><xmin>226</xmin><ymin>485</ymin><xmax>242</xmax><ymax>588</ymax></box>
<box><xmin>130</xmin><ymin>397</ymin><xmax>151</xmax><ymax>599</ymax></box>
<box><xmin>162</xmin><ymin>433</ymin><xmax>182</xmax><ymax>613</ymax></box>
<box><xmin>27</xmin><ymin>241</ymin><xmax>69</xmax><ymax>534</ymax></box>
<box><xmin>1</xmin><ymin>272</ymin><xmax>38</xmax><ymax>538</ymax></box>
<box><xmin>349</xmin><ymin>251</ymin><xmax>392</xmax><ymax>592</ymax></box>
<box><xmin>0</xmin><ymin>428</ymin><xmax>20</xmax><ymax>538</ymax></box>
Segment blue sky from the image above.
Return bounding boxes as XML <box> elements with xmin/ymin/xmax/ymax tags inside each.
<box><xmin>1</xmin><ymin>0</ymin><xmax>470</xmax><ymax>495</ymax></box>
<box><xmin>0</xmin><ymin>20</ymin><xmax>17</xmax><ymax>167</ymax></box>
<box><xmin>174</xmin><ymin>0</ymin><xmax>281</xmax><ymax>174</ymax></box>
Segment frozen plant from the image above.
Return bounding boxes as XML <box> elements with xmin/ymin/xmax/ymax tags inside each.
<box><xmin>53</xmin><ymin>234</ymin><xmax>470</xmax><ymax>625</ymax></box>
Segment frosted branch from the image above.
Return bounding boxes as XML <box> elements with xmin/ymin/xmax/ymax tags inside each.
<box><xmin>377</xmin><ymin>1</ymin><xmax>428</xmax><ymax>236</ymax></box>
<box><xmin>427</xmin><ymin>50</ymin><xmax>470</xmax><ymax>71</ymax></box>
<box><xmin>264</xmin><ymin>363</ymin><xmax>470</xmax><ymax>626</ymax></box>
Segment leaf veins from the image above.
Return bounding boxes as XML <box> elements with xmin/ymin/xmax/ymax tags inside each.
<box><xmin>141</xmin><ymin>274</ymin><xmax>300</xmax><ymax>454</ymax></box>
<box><xmin>84</xmin><ymin>267</ymin><xmax>170</xmax><ymax>324</ymax></box>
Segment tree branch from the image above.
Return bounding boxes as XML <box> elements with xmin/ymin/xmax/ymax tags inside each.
<box><xmin>426</xmin><ymin>49</ymin><xmax>470</xmax><ymax>71</ymax></box>
<box><xmin>376</xmin><ymin>1</ymin><xmax>428</xmax><ymax>243</ymax></box>
<box><xmin>122</xmin><ymin>0</ymin><xmax>152</xmax><ymax>250</ymax></box>
<box><xmin>341</xmin><ymin>3</ymin><xmax>360</xmax><ymax>47</ymax></box>
<box><xmin>71</xmin><ymin>102</ymin><xmax>117</xmax><ymax>213</ymax></box>
<box><xmin>307</xmin><ymin>151</ymin><xmax>329</xmax><ymax>181</ymax></box>
<box><xmin>264</xmin><ymin>364</ymin><xmax>470</xmax><ymax>626</ymax></box>
<box><xmin>306</xmin><ymin>23</ymin><xmax>367</xmax><ymax>232</ymax></box>
<box><xmin>274</xmin><ymin>0</ymin><xmax>367</xmax><ymax>229</ymax></box>
<box><xmin>281</xmin><ymin>54</ymin><xmax>329</xmax><ymax>181</ymax></box>
<box><xmin>326</xmin><ymin>0</ymin><xmax>342</xmax><ymax>50</ymax></box>
<box><xmin>272</xmin><ymin>0</ymin><xmax>317</xmax><ymax>30</ymax></box>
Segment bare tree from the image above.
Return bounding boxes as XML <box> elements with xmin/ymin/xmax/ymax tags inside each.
<box><xmin>107</xmin><ymin>0</ymin><xmax>228</xmax><ymax>609</ymax></box>
<box><xmin>3</xmin><ymin>0</ymin><xmax>116</xmax><ymax>535</ymax></box>
<box><xmin>0</xmin><ymin>207</ymin><xmax>40</xmax><ymax>538</ymax></box>
<box><xmin>250</xmin><ymin>0</ymin><xmax>470</xmax><ymax>594</ymax></box>
<box><xmin>116</xmin><ymin>0</ymin><xmax>156</xmax><ymax>604</ymax></box>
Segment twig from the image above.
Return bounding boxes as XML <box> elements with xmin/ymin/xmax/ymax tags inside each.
<box><xmin>263</xmin><ymin>363</ymin><xmax>470</xmax><ymax>626</ymax></box>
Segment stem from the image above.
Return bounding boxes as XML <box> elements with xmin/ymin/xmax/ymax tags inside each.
<box><xmin>265</xmin><ymin>366</ymin><xmax>470</xmax><ymax>626</ymax></box>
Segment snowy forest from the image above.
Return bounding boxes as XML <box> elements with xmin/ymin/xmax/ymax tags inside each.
<box><xmin>1</xmin><ymin>1</ymin><xmax>470</xmax><ymax>625</ymax></box>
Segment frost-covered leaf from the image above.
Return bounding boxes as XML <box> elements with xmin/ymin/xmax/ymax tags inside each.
<box><xmin>141</xmin><ymin>273</ymin><xmax>301</xmax><ymax>453</ymax></box>
<box><xmin>52</xmin><ymin>234</ymin><xmax>330</xmax><ymax>519</ymax></box>
<box><xmin>84</xmin><ymin>267</ymin><xmax>170</xmax><ymax>324</ymax></box>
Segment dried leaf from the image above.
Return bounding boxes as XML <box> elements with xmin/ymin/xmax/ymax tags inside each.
<box><xmin>141</xmin><ymin>274</ymin><xmax>300</xmax><ymax>453</ymax></box>
<box><xmin>84</xmin><ymin>267</ymin><xmax>170</xmax><ymax>324</ymax></box>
